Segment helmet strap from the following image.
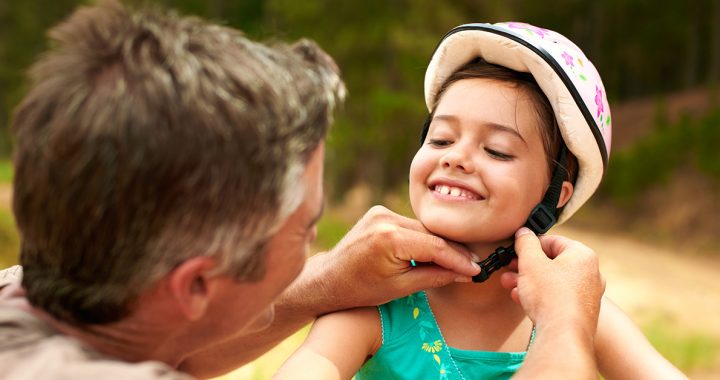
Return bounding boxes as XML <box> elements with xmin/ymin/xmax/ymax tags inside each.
<box><xmin>472</xmin><ymin>144</ymin><xmax>569</xmax><ymax>283</ymax></box>
<box><xmin>525</xmin><ymin>144</ymin><xmax>568</xmax><ymax>234</ymax></box>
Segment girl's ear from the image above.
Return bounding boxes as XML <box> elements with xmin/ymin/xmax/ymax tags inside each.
<box><xmin>557</xmin><ymin>180</ymin><xmax>574</xmax><ymax>208</ymax></box>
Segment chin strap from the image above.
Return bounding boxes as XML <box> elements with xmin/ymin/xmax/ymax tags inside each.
<box><xmin>472</xmin><ymin>145</ymin><xmax>569</xmax><ymax>283</ymax></box>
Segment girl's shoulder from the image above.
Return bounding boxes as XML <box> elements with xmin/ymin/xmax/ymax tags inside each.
<box><xmin>377</xmin><ymin>291</ymin><xmax>432</xmax><ymax>346</ymax></box>
<box><xmin>312</xmin><ymin>305</ymin><xmax>383</xmax><ymax>355</ymax></box>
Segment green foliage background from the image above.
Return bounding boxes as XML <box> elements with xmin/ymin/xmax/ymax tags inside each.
<box><xmin>2</xmin><ymin>0</ymin><xmax>720</xmax><ymax>199</ymax></box>
<box><xmin>1</xmin><ymin>1</ymin><xmax>720</xmax><ymax>376</ymax></box>
<box><xmin>603</xmin><ymin>105</ymin><xmax>720</xmax><ymax>203</ymax></box>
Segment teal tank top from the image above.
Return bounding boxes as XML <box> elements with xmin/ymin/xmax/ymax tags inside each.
<box><xmin>356</xmin><ymin>291</ymin><xmax>533</xmax><ymax>380</ymax></box>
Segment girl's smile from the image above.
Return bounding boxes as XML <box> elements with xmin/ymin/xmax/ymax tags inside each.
<box><xmin>429</xmin><ymin>178</ymin><xmax>484</xmax><ymax>201</ymax></box>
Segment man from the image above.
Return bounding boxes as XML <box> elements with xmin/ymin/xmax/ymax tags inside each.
<box><xmin>0</xmin><ymin>1</ymin><xmax>604</xmax><ymax>379</ymax></box>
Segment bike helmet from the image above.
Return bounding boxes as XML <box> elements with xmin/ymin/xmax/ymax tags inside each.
<box><xmin>424</xmin><ymin>22</ymin><xmax>612</xmax><ymax>226</ymax></box>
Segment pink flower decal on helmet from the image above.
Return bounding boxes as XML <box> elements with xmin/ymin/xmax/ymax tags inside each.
<box><xmin>595</xmin><ymin>85</ymin><xmax>604</xmax><ymax>117</ymax></box>
<box><xmin>562</xmin><ymin>51</ymin><xmax>574</xmax><ymax>67</ymax></box>
<box><xmin>506</xmin><ymin>22</ymin><xmax>549</xmax><ymax>39</ymax></box>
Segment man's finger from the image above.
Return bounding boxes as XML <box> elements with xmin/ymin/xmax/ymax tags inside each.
<box><xmin>513</xmin><ymin>227</ymin><xmax>544</xmax><ymax>263</ymax></box>
<box><xmin>509</xmin><ymin>288</ymin><xmax>520</xmax><ymax>305</ymax></box>
<box><xmin>538</xmin><ymin>234</ymin><xmax>595</xmax><ymax>261</ymax></box>
<box><xmin>506</xmin><ymin>258</ymin><xmax>519</xmax><ymax>272</ymax></box>
<box><xmin>400</xmin><ymin>266</ymin><xmax>471</xmax><ymax>292</ymax></box>
<box><xmin>365</xmin><ymin>206</ymin><xmax>430</xmax><ymax>233</ymax></box>
<box><xmin>499</xmin><ymin>271</ymin><xmax>517</xmax><ymax>291</ymax></box>
<box><xmin>536</xmin><ymin>234</ymin><xmax>573</xmax><ymax>260</ymax></box>
<box><xmin>393</xmin><ymin>229</ymin><xmax>480</xmax><ymax>277</ymax></box>
<box><xmin>366</xmin><ymin>208</ymin><xmax>475</xmax><ymax>262</ymax></box>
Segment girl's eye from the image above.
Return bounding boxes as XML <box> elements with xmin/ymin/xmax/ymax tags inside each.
<box><xmin>428</xmin><ymin>139</ymin><xmax>452</xmax><ymax>147</ymax></box>
<box><xmin>485</xmin><ymin>148</ymin><xmax>514</xmax><ymax>161</ymax></box>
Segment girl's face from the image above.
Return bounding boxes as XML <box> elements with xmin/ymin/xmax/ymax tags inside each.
<box><xmin>409</xmin><ymin>78</ymin><xmax>551</xmax><ymax>244</ymax></box>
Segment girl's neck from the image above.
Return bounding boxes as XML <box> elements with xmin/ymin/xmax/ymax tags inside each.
<box><xmin>426</xmin><ymin>238</ymin><xmax>516</xmax><ymax>310</ymax></box>
<box><xmin>468</xmin><ymin>239</ymin><xmax>515</xmax><ymax>262</ymax></box>
<box><xmin>424</xmin><ymin>238</ymin><xmax>532</xmax><ymax>352</ymax></box>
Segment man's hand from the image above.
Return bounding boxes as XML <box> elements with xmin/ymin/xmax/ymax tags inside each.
<box><xmin>501</xmin><ymin>227</ymin><xmax>605</xmax><ymax>332</ymax></box>
<box><xmin>501</xmin><ymin>227</ymin><xmax>605</xmax><ymax>379</ymax></box>
<box><xmin>313</xmin><ymin>205</ymin><xmax>481</xmax><ymax>311</ymax></box>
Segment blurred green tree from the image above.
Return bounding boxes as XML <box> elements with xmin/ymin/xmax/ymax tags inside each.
<box><xmin>1</xmin><ymin>0</ymin><xmax>718</xmax><ymax>198</ymax></box>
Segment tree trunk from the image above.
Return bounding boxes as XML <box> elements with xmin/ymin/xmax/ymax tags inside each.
<box><xmin>709</xmin><ymin>0</ymin><xmax>720</xmax><ymax>84</ymax></box>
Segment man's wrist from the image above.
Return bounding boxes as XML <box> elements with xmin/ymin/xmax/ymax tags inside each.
<box><xmin>276</xmin><ymin>252</ymin><xmax>349</xmax><ymax>320</ymax></box>
<box><xmin>537</xmin><ymin>316</ymin><xmax>597</xmax><ymax>366</ymax></box>
<box><xmin>517</xmin><ymin>319</ymin><xmax>597</xmax><ymax>379</ymax></box>
<box><xmin>535</xmin><ymin>307</ymin><xmax>598</xmax><ymax>342</ymax></box>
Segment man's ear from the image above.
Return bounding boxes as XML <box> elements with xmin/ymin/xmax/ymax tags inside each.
<box><xmin>557</xmin><ymin>180</ymin><xmax>574</xmax><ymax>208</ymax></box>
<box><xmin>167</xmin><ymin>256</ymin><xmax>218</xmax><ymax>321</ymax></box>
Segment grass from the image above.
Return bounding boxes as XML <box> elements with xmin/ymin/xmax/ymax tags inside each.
<box><xmin>212</xmin><ymin>326</ymin><xmax>311</xmax><ymax>380</ymax></box>
<box><xmin>0</xmin><ymin>202</ymin><xmax>19</xmax><ymax>268</ymax></box>
<box><xmin>0</xmin><ymin>160</ymin><xmax>12</xmax><ymax>184</ymax></box>
<box><xmin>642</xmin><ymin>315</ymin><xmax>720</xmax><ymax>373</ymax></box>
<box><xmin>313</xmin><ymin>213</ymin><xmax>351</xmax><ymax>251</ymax></box>
<box><xmin>0</xmin><ymin>159</ymin><xmax>18</xmax><ymax>267</ymax></box>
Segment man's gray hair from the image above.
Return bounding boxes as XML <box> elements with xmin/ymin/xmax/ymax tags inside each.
<box><xmin>11</xmin><ymin>0</ymin><xmax>345</xmax><ymax>324</ymax></box>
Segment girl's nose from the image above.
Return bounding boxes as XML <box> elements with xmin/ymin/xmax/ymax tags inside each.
<box><xmin>440</xmin><ymin>149</ymin><xmax>475</xmax><ymax>173</ymax></box>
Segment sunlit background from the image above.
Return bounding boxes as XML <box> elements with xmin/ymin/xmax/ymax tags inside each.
<box><xmin>1</xmin><ymin>0</ymin><xmax>719</xmax><ymax>378</ymax></box>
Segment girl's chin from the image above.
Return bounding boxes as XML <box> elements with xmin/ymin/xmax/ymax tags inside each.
<box><xmin>421</xmin><ymin>223</ymin><xmax>515</xmax><ymax>245</ymax></box>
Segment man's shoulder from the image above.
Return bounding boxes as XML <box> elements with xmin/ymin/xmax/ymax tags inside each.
<box><xmin>0</xmin><ymin>266</ymin><xmax>22</xmax><ymax>289</ymax></box>
<box><xmin>0</xmin><ymin>351</ymin><xmax>195</xmax><ymax>380</ymax></box>
<box><xmin>0</xmin><ymin>305</ymin><xmax>193</xmax><ymax>380</ymax></box>
<box><xmin>0</xmin><ymin>336</ymin><xmax>195</xmax><ymax>380</ymax></box>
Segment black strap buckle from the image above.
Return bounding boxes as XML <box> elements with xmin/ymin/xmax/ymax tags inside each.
<box><xmin>472</xmin><ymin>245</ymin><xmax>516</xmax><ymax>283</ymax></box>
<box><xmin>524</xmin><ymin>203</ymin><xmax>557</xmax><ymax>234</ymax></box>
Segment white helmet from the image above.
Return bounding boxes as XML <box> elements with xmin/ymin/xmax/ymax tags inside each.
<box><xmin>424</xmin><ymin>22</ymin><xmax>612</xmax><ymax>225</ymax></box>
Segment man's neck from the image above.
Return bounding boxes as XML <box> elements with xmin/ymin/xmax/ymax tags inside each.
<box><xmin>28</xmin><ymin>303</ymin><xmax>189</xmax><ymax>368</ymax></box>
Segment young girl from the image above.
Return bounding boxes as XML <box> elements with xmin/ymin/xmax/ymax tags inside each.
<box><xmin>277</xmin><ymin>22</ymin><xmax>685</xmax><ymax>379</ymax></box>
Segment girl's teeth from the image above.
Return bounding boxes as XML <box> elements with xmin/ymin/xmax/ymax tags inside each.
<box><xmin>435</xmin><ymin>185</ymin><xmax>473</xmax><ymax>198</ymax></box>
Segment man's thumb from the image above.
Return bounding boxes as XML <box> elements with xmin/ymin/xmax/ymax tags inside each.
<box><xmin>514</xmin><ymin>227</ymin><xmax>542</xmax><ymax>261</ymax></box>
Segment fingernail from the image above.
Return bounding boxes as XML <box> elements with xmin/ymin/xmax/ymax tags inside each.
<box><xmin>471</xmin><ymin>261</ymin><xmax>481</xmax><ymax>271</ymax></box>
<box><xmin>516</xmin><ymin>227</ymin><xmax>533</xmax><ymax>237</ymax></box>
<box><xmin>455</xmin><ymin>276</ymin><xmax>471</xmax><ymax>283</ymax></box>
<box><xmin>470</xmin><ymin>252</ymin><xmax>480</xmax><ymax>262</ymax></box>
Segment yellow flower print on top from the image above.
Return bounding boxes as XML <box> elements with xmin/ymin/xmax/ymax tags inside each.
<box><xmin>421</xmin><ymin>340</ymin><xmax>443</xmax><ymax>353</ymax></box>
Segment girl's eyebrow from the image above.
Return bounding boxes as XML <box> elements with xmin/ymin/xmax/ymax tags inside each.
<box><xmin>433</xmin><ymin>114</ymin><xmax>527</xmax><ymax>145</ymax></box>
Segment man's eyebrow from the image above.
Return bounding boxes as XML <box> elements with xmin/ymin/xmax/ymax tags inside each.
<box><xmin>433</xmin><ymin>114</ymin><xmax>527</xmax><ymax>145</ymax></box>
<box><xmin>307</xmin><ymin>201</ymin><xmax>325</xmax><ymax>229</ymax></box>
<box><xmin>432</xmin><ymin>114</ymin><xmax>459</xmax><ymax>125</ymax></box>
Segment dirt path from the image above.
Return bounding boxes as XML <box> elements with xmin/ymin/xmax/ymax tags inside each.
<box><xmin>0</xmin><ymin>185</ymin><xmax>11</xmax><ymax>209</ymax></box>
<box><xmin>556</xmin><ymin>224</ymin><xmax>720</xmax><ymax>378</ymax></box>
<box><xmin>556</xmin><ymin>224</ymin><xmax>720</xmax><ymax>339</ymax></box>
